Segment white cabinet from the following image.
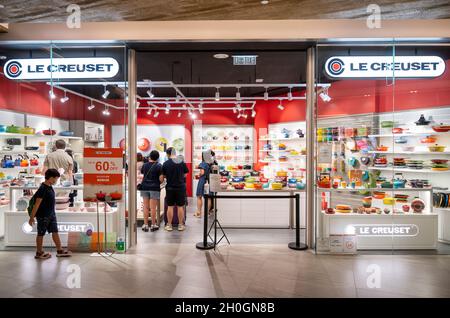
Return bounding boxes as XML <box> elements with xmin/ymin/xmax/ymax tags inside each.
<box><xmin>217</xmin><ymin>191</ymin><xmax>292</xmax><ymax>228</ymax></box>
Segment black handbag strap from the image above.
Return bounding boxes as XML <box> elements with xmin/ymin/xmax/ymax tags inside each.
<box><xmin>142</xmin><ymin>162</ymin><xmax>158</xmax><ymax>180</ymax></box>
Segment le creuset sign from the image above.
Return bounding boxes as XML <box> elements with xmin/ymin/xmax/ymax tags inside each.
<box><xmin>325</xmin><ymin>56</ymin><xmax>445</xmax><ymax>78</ymax></box>
<box><xmin>4</xmin><ymin>57</ymin><xmax>119</xmax><ymax>80</ymax></box>
<box><xmin>22</xmin><ymin>221</ymin><xmax>95</xmax><ymax>234</ymax></box>
<box><xmin>350</xmin><ymin>224</ymin><xmax>419</xmax><ymax>237</ymax></box>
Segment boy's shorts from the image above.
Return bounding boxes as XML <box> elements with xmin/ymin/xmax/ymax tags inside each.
<box><xmin>37</xmin><ymin>215</ymin><xmax>59</xmax><ymax>236</ymax></box>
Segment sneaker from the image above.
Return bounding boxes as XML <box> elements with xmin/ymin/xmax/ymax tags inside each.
<box><xmin>142</xmin><ymin>224</ymin><xmax>149</xmax><ymax>232</ymax></box>
<box><xmin>35</xmin><ymin>251</ymin><xmax>51</xmax><ymax>260</ymax></box>
<box><xmin>178</xmin><ymin>224</ymin><xmax>186</xmax><ymax>231</ymax></box>
<box><xmin>153</xmin><ymin>224</ymin><xmax>160</xmax><ymax>231</ymax></box>
<box><xmin>150</xmin><ymin>225</ymin><xmax>157</xmax><ymax>232</ymax></box>
<box><xmin>164</xmin><ymin>224</ymin><xmax>173</xmax><ymax>232</ymax></box>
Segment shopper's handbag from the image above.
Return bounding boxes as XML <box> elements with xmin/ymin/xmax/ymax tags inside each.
<box><xmin>137</xmin><ymin>163</ymin><xmax>157</xmax><ymax>191</ymax></box>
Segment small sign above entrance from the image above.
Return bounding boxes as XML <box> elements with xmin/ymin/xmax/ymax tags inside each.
<box><xmin>233</xmin><ymin>55</ymin><xmax>258</xmax><ymax>65</ymax></box>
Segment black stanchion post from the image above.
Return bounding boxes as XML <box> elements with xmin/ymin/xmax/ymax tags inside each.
<box><xmin>289</xmin><ymin>193</ymin><xmax>308</xmax><ymax>250</ymax></box>
<box><xmin>196</xmin><ymin>194</ymin><xmax>214</xmax><ymax>250</ymax></box>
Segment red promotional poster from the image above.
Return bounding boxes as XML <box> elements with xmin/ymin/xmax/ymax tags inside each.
<box><xmin>83</xmin><ymin>148</ymin><xmax>123</xmax><ymax>202</ymax></box>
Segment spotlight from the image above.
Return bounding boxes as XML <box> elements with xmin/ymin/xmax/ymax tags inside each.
<box><xmin>251</xmin><ymin>110</ymin><xmax>256</xmax><ymax>118</ymax></box>
<box><xmin>87</xmin><ymin>103</ymin><xmax>95</xmax><ymax>111</ymax></box>
<box><xmin>288</xmin><ymin>88</ymin><xmax>293</xmax><ymax>101</ymax></box>
<box><xmin>177</xmin><ymin>112</ymin><xmax>182</xmax><ymax>118</ymax></box>
<box><xmin>242</xmin><ymin>113</ymin><xmax>248</xmax><ymax>119</ymax></box>
<box><xmin>232</xmin><ymin>107</ymin><xmax>237</xmax><ymax>114</ymax></box>
<box><xmin>190</xmin><ymin>112</ymin><xmax>197</xmax><ymax>119</ymax></box>
<box><xmin>49</xmin><ymin>90</ymin><xmax>56</xmax><ymax>99</ymax></box>
<box><xmin>154</xmin><ymin>111</ymin><xmax>160</xmax><ymax>118</ymax></box>
<box><xmin>182</xmin><ymin>104</ymin><xmax>187</xmax><ymax>109</ymax></box>
<box><xmin>147</xmin><ymin>109</ymin><xmax>153</xmax><ymax>115</ymax></box>
<box><xmin>236</xmin><ymin>88</ymin><xmax>241</xmax><ymax>100</ymax></box>
<box><xmin>215</xmin><ymin>88</ymin><xmax>220</xmax><ymax>101</ymax></box>
<box><xmin>237</xmin><ymin>112</ymin><xmax>242</xmax><ymax>119</ymax></box>
<box><xmin>60</xmin><ymin>91</ymin><xmax>69</xmax><ymax>103</ymax></box>
<box><xmin>102</xmin><ymin>107</ymin><xmax>110</xmax><ymax>116</ymax></box>
<box><xmin>175</xmin><ymin>95</ymin><xmax>180</xmax><ymax>102</ymax></box>
<box><xmin>102</xmin><ymin>86</ymin><xmax>110</xmax><ymax>99</ymax></box>
<box><xmin>264</xmin><ymin>88</ymin><xmax>269</xmax><ymax>101</ymax></box>
<box><xmin>146</xmin><ymin>89</ymin><xmax>154</xmax><ymax>98</ymax></box>
<box><xmin>136</xmin><ymin>101</ymin><xmax>140</xmax><ymax>108</ymax></box>
<box><xmin>199</xmin><ymin>108</ymin><xmax>204</xmax><ymax>114</ymax></box>
<box><xmin>165</xmin><ymin>103</ymin><xmax>170</xmax><ymax>114</ymax></box>
<box><xmin>277</xmin><ymin>101</ymin><xmax>284</xmax><ymax>110</ymax></box>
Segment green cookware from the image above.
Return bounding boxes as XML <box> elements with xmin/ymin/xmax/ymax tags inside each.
<box><xmin>6</xmin><ymin>125</ymin><xmax>21</xmax><ymax>133</ymax></box>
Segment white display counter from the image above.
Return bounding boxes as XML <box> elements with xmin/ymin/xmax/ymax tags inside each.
<box><xmin>320</xmin><ymin>212</ymin><xmax>438</xmax><ymax>250</ymax></box>
<box><xmin>317</xmin><ymin>188</ymin><xmax>438</xmax><ymax>251</ymax></box>
<box><xmin>216</xmin><ymin>189</ymin><xmax>305</xmax><ymax>229</ymax></box>
<box><xmin>4</xmin><ymin>210</ymin><xmax>118</xmax><ymax>247</ymax></box>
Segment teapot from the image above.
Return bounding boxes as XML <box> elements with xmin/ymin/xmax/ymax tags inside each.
<box><xmin>393</xmin><ymin>173</ymin><xmax>406</xmax><ymax>189</ymax></box>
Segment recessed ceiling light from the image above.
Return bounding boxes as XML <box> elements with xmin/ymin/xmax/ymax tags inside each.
<box><xmin>0</xmin><ymin>56</ymin><xmax>7</xmax><ymax>60</ymax></box>
<box><xmin>213</xmin><ymin>53</ymin><xmax>229</xmax><ymax>59</ymax></box>
<box><xmin>0</xmin><ymin>5</ymin><xmax>4</xmax><ymax>9</ymax></box>
<box><xmin>256</xmin><ymin>78</ymin><xmax>264</xmax><ymax>83</ymax></box>
<box><xmin>261</xmin><ymin>0</ymin><xmax>269</xmax><ymax>4</ymax></box>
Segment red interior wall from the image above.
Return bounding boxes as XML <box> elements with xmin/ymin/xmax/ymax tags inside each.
<box><xmin>0</xmin><ymin>70</ymin><xmax>114</xmax><ymax>146</ymax></box>
<box><xmin>1</xmin><ymin>59</ymin><xmax>450</xmax><ymax>195</ymax></box>
<box><xmin>106</xmin><ymin>106</ymin><xmax>254</xmax><ymax>196</ymax></box>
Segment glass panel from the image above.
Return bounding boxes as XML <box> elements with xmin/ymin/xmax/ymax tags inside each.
<box><xmin>0</xmin><ymin>42</ymin><xmax>128</xmax><ymax>253</ymax></box>
<box><xmin>392</xmin><ymin>43</ymin><xmax>450</xmax><ymax>255</ymax></box>
<box><xmin>315</xmin><ymin>44</ymin><xmax>397</xmax><ymax>255</ymax></box>
<box><xmin>0</xmin><ymin>43</ymin><xmax>53</xmax><ymax>250</ymax></box>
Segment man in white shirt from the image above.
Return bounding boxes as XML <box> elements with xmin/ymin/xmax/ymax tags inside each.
<box><xmin>43</xmin><ymin>139</ymin><xmax>73</xmax><ymax>182</ymax></box>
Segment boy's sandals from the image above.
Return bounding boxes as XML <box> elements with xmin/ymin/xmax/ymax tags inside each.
<box><xmin>35</xmin><ymin>251</ymin><xmax>51</xmax><ymax>259</ymax></box>
<box><xmin>56</xmin><ymin>249</ymin><xmax>72</xmax><ymax>257</ymax></box>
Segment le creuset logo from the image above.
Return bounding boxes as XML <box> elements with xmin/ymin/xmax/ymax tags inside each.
<box><xmin>4</xmin><ymin>57</ymin><xmax>119</xmax><ymax>80</ymax></box>
<box><xmin>325</xmin><ymin>56</ymin><xmax>445</xmax><ymax>78</ymax></box>
<box><xmin>350</xmin><ymin>224</ymin><xmax>419</xmax><ymax>237</ymax></box>
<box><xmin>22</xmin><ymin>221</ymin><xmax>95</xmax><ymax>234</ymax></box>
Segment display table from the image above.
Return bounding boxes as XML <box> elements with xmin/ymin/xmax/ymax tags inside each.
<box><xmin>4</xmin><ymin>210</ymin><xmax>118</xmax><ymax>247</ymax></box>
<box><xmin>216</xmin><ymin>189</ymin><xmax>305</xmax><ymax>229</ymax></box>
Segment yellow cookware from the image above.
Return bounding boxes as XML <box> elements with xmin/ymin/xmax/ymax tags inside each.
<box><xmin>383</xmin><ymin>197</ymin><xmax>396</xmax><ymax>205</ymax></box>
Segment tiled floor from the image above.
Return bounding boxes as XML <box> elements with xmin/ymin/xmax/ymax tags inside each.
<box><xmin>0</xmin><ymin>208</ymin><xmax>449</xmax><ymax>298</ymax></box>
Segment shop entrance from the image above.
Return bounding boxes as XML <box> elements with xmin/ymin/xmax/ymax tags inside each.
<box><xmin>128</xmin><ymin>42</ymin><xmax>315</xmax><ymax>249</ymax></box>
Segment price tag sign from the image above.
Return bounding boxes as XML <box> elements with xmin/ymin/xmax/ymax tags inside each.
<box><xmin>83</xmin><ymin>148</ymin><xmax>123</xmax><ymax>202</ymax></box>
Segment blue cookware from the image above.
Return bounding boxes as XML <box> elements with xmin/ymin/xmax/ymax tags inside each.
<box><xmin>1</xmin><ymin>155</ymin><xmax>14</xmax><ymax>168</ymax></box>
<box><xmin>59</xmin><ymin>131</ymin><xmax>74</xmax><ymax>136</ymax></box>
<box><xmin>0</xmin><ymin>125</ymin><xmax>6</xmax><ymax>133</ymax></box>
<box><xmin>14</xmin><ymin>155</ymin><xmax>23</xmax><ymax>167</ymax></box>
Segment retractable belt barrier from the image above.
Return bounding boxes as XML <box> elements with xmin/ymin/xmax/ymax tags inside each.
<box><xmin>195</xmin><ymin>193</ymin><xmax>308</xmax><ymax>251</ymax></box>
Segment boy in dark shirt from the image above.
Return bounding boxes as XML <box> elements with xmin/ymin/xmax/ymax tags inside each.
<box><xmin>29</xmin><ymin>168</ymin><xmax>72</xmax><ymax>259</ymax></box>
<box><xmin>162</xmin><ymin>147</ymin><xmax>189</xmax><ymax>231</ymax></box>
